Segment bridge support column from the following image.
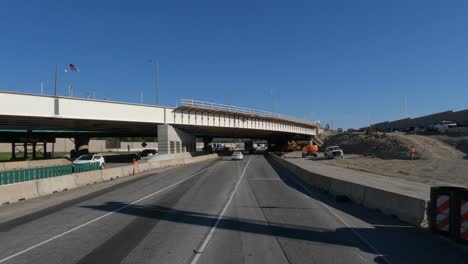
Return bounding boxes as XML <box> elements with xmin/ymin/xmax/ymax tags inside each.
<box><xmin>73</xmin><ymin>136</ymin><xmax>90</xmax><ymax>158</ymax></box>
<box><xmin>202</xmin><ymin>137</ymin><xmax>213</xmax><ymax>152</ymax></box>
<box><xmin>11</xmin><ymin>143</ymin><xmax>16</xmax><ymax>160</ymax></box>
<box><xmin>157</xmin><ymin>125</ymin><xmax>196</xmax><ymax>155</ymax></box>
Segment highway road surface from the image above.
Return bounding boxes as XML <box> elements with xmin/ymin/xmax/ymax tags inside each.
<box><xmin>0</xmin><ymin>155</ymin><xmax>467</xmax><ymax>264</ymax></box>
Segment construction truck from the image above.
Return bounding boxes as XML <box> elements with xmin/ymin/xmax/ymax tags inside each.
<box><xmin>302</xmin><ymin>143</ymin><xmax>319</xmax><ymax>158</ymax></box>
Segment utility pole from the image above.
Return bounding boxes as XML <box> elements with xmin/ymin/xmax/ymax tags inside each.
<box><xmin>93</xmin><ymin>90</ymin><xmax>96</xmax><ymax>99</ymax></box>
<box><xmin>140</xmin><ymin>91</ymin><xmax>144</xmax><ymax>104</ymax></box>
<box><xmin>40</xmin><ymin>80</ymin><xmax>44</xmax><ymax>95</ymax></box>
<box><xmin>54</xmin><ymin>64</ymin><xmax>58</xmax><ymax>96</ymax></box>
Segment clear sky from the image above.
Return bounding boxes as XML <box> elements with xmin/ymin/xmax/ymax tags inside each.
<box><xmin>1</xmin><ymin>0</ymin><xmax>467</xmax><ymax>129</ymax></box>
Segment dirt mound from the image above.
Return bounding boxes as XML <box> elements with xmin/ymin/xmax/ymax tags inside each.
<box><xmin>432</xmin><ymin>135</ymin><xmax>468</xmax><ymax>159</ymax></box>
<box><xmin>323</xmin><ymin>133</ymin><xmax>409</xmax><ymax>159</ymax></box>
<box><xmin>320</xmin><ymin>133</ymin><xmax>468</xmax><ymax>186</ymax></box>
<box><xmin>323</xmin><ymin>133</ymin><xmax>465</xmax><ymax>160</ymax></box>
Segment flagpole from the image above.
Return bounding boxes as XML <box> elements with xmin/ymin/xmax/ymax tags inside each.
<box><xmin>54</xmin><ymin>64</ymin><xmax>58</xmax><ymax>96</ymax></box>
<box><xmin>156</xmin><ymin>61</ymin><xmax>159</xmax><ymax>105</ymax></box>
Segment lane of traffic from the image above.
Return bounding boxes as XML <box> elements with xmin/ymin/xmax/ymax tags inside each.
<box><xmin>0</xmin><ymin>159</ymin><xmax>219</xmax><ymax>264</ymax></box>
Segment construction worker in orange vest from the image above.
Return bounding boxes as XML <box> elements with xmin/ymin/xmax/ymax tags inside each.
<box><xmin>311</xmin><ymin>143</ymin><xmax>319</xmax><ymax>158</ymax></box>
<box><xmin>409</xmin><ymin>146</ymin><xmax>416</xmax><ymax>160</ymax></box>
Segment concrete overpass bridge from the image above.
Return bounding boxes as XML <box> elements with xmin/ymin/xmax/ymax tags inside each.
<box><xmin>0</xmin><ymin>91</ymin><xmax>321</xmax><ymax>156</ymax></box>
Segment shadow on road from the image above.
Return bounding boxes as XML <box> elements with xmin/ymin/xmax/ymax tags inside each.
<box><xmin>264</xmin><ymin>156</ymin><xmax>468</xmax><ymax>264</ymax></box>
<box><xmin>80</xmin><ymin>156</ymin><xmax>468</xmax><ymax>264</ymax></box>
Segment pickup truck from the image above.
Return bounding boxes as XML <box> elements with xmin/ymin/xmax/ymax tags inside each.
<box><xmin>324</xmin><ymin>146</ymin><xmax>344</xmax><ymax>159</ymax></box>
<box><xmin>434</xmin><ymin>121</ymin><xmax>457</xmax><ymax>131</ymax></box>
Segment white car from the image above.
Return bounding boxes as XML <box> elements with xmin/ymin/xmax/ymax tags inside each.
<box><xmin>434</xmin><ymin>121</ymin><xmax>457</xmax><ymax>131</ymax></box>
<box><xmin>324</xmin><ymin>146</ymin><xmax>344</xmax><ymax>159</ymax></box>
<box><xmin>73</xmin><ymin>154</ymin><xmax>105</xmax><ymax>169</ymax></box>
<box><xmin>231</xmin><ymin>151</ymin><xmax>244</xmax><ymax>160</ymax></box>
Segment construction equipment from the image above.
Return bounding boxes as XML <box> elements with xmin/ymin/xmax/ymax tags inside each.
<box><xmin>302</xmin><ymin>143</ymin><xmax>319</xmax><ymax>158</ymax></box>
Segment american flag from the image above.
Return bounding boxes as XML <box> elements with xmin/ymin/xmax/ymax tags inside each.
<box><xmin>66</xmin><ymin>64</ymin><xmax>80</xmax><ymax>72</ymax></box>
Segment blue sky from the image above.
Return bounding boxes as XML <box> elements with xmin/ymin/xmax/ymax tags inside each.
<box><xmin>1</xmin><ymin>0</ymin><xmax>467</xmax><ymax>129</ymax></box>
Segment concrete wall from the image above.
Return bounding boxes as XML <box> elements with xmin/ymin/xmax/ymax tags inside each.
<box><xmin>157</xmin><ymin>125</ymin><xmax>196</xmax><ymax>154</ymax></box>
<box><xmin>0</xmin><ymin>139</ymin><xmax>159</xmax><ymax>154</ymax></box>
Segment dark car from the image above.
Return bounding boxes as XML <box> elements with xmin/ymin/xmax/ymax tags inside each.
<box><xmin>138</xmin><ymin>149</ymin><xmax>158</xmax><ymax>158</ymax></box>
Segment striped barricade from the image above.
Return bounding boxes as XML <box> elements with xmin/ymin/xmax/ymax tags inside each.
<box><xmin>436</xmin><ymin>194</ymin><xmax>450</xmax><ymax>232</ymax></box>
<box><xmin>430</xmin><ymin>187</ymin><xmax>458</xmax><ymax>236</ymax></box>
<box><xmin>457</xmin><ymin>190</ymin><xmax>468</xmax><ymax>245</ymax></box>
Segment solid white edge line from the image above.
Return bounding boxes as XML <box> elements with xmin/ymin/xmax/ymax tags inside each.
<box><xmin>190</xmin><ymin>156</ymin><xmax>252</xmax><ymax>264</ymax></box>
<box><xmin>0</xmin><ymin>165</ymin><xmax>215</xmax><ymax>264</ymax></box>
<box><xmin>290</xmin><ymin>176</ymin><xmax>392</xmax><ymax>264</ymax></box>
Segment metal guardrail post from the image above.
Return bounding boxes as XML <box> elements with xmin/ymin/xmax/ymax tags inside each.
<box><xmin>0</xmin><ymin>171</ymin><xmax>5</xmax><ymax>185</ymax></box>
<box><xmin>9</xmin><ymin>171</ymin><xmax>14</xmax><ymax>184</ymax></box>
<box><xmin>20</xmin><ymin>170</ymin><xmax>25</xmax><ymax>182</ymax></box>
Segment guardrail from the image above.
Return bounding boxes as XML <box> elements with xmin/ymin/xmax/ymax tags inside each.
<box><xmin>0</xmin><ymin>162</ymin><xmax>100</xmax><ymax>185</ymax></box>
<box><xmin>180</xmin><ymin>99</ymin><xmax>318</xmax><ymax>126</ymax></box>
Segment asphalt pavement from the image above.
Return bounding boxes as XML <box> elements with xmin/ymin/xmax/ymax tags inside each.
<box><xmin>0</xmin><ymin>155</ymin><xmax>466</xmax><ymax>264</ymax></box>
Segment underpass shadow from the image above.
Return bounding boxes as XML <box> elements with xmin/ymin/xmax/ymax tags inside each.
<box><xmin>81</xmin><ymin>202</ymin><xmax>386</xmax><ymax>261</ymax></box>
<box><xmin>263</xmin><ymin>155</ymin><xmax>468</xmax><ymax>264</ymax></box>
<box><xmin>80</xmin><ymin>200</ymin><xmax>468</xmax><ymax>264</ymax></box>
<box><xmin>77</xmin><ymin>155</ymin><xmax>468</xmax><ymax>264</ymax></box>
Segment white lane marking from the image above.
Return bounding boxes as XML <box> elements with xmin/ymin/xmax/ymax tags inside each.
<box><xmin>289</xmin><ymin>177</ymin><xmax>392</xmax><ymax>264</ymax></box>
<box><xmin>0</xmin><ymin>165</ymin><xmax>215</xmax><ymax>264</ymax></box>
<box><xmin>190</xmin><ymin>156</ymin><xmax>252</xmax><ymax>264</ymax></box>
<box><xmin>248</xmin><ymin>177</ymin><xmax>281</xmax><ymax>181</ymax></box>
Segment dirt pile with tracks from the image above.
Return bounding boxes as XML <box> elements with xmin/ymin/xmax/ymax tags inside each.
<box><xmin>320</xmin><ymin>132</ymin><xmax>468</xmax><ymax>186</ymax></box>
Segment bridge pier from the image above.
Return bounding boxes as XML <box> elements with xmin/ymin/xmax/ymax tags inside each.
<box><xmin>73</xmin><ymin>136</ymin><xmax>90</xmax><ymax>158</ymax></box>
<box><xmin>202</xmin><ymin>137</ymin><xmax>213</xmax><ymax>152</ymax></box>
<box><xmin>157</xmin><ymin>125</ymin><xmax>196</xmax><ymax>155</ymax></box>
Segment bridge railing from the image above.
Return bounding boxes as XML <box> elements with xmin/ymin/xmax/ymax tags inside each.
<box><xmin>179</xmin><ymin>99</ymin><xmax>318</xmax><ymax>126</ymax></box>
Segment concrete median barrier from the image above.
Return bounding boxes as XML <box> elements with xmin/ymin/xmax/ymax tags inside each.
<box><xmin>36</xmin><ymin>175</ymin><xmax>77</xmax><ymax>196</ymax></box>
<box><xmin>0</xmin><ymin>153</ymin><xmax>219</xmax><ymax>206</ymax></box>
<box><xmin>121</xmin><ymin>165</ymin><xmax>136</xmax><ymax>176</ymax></box>
<box><xmin>183</xmin><ymin>158</ymin><xmax>194</xmax><ymax>165</ymax></box>
<box><xmin>148</xmin><ymin>161</ymin><xmax>161</xmax><ymax>170</ymax></box>
<box><xmin>137</xmin><ymin>163</ymin><xmax>151</xmax><ymax>173</ymax></box>
<box><xmin>363</xmin><ymin>186</ymin><xmax>427</xmax><ymax>225</ymax></box>
<box><xmin>160</xmin><ymin>159</ymin><xmax>183</xmax><ymax>168</ymax></box>
<box><xmin>0</xmin><ymin>181</ymin><xmax>39</xmax><ymax>204</ymax></box>
<box><xmin>102</xmin><ymin>167</ymin><xmax>124</xmax><ymax>181</ymax></box>
<box><xmin>74</xmin><ymin>171</ymin><xmax>103</xmax><ymax>187</ymax></box>
<box><xmin>267</xmin><ymin>153</ymin><xmax>428</xmax><ymax>227</ymax></box>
